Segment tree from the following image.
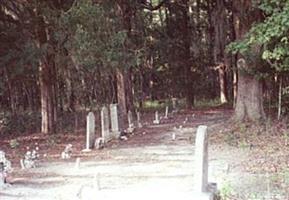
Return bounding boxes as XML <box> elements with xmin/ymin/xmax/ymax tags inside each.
<box><xmin>229</xmin><ymin>0</ymin><xmax>266</xmax><ymax>122</ymax></box>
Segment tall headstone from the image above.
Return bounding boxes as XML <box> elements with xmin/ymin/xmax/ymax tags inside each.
<box><xmin>101</xmin><ymin>106</ymin><xmax>110</xmax><ymax>142</ymax></box>
<box><xmin>85</xmin><ymin>112</ymin><xmax>95</xmax><ymax>150</ymax></box>
<box><xmin>153</xmin><ymin>111</ymin><xmax>160</xmax><ymax>124</ymax></box>
<box><xmin>164</xmin><ymin>106</ymin><xmax>169</xmax><ymax>119</ymax></box>
<box><xmin>127</xmin><ymin>110</ymin><xmax>135</xmax><ymax>133</ymax></box>
<box><xmin>110</xmin><ymin>104</ymin><xmax>121</xmax><ymax>139</ymax></box>
<box><xmin>127</xmin><ymin>110</ymin><xmax>134</xmax><ymax>128</ymax></box>
<box><xmin>193</xmin><ymin>125</ymin><xmax>215</xmax><ymax>200</ymax></box>
<box><xmin>137</xmin><ymin>112</ymin><xmax>142</xmax><ymax>128</ymax></box>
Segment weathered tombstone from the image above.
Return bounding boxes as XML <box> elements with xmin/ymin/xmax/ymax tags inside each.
<box><xmin>164</xmin><ymin>106</ymin><xmax>169</xmax><ymax>119</ymax></box>
<box><xmin>0</xmin><ymin>151</ymin><xmax>5</xmax><ymax>187</ymax></box>
<box><xmin>193</xmin><ymin>125</ymin><xmax>216</xmax><ymax>200</ymax></box>
<box><xmin>101</xmin><ymin>106</ymin><xmax>111</xmax><ymax>142</ymax></box>
<box><xmin>128</xmin><ymin>110</ymin><xmax>134</xmax><ymax>128</ymax></box>
<box><xmin>0</xmin><ymin>151</ymin><xmax>12</xmax><ymax>187</ymax></box>
<box><xmin>172</xmin><ymin>98</ymin><xmax>178</xmax><ymax>110</ymax></box>
<box><xmin>61</xmin><ymin>144</ymin><xmax>72</xmax><ymax>159</ymax></box>
<box><xmin>110</xmin><ymin>104</ymin><xmax>121</xmax><ymax>139</ymax></box>
<box><xmin>75</xmin><ymin>158</ymin><xmax>80</xmax><ymax>170</ymax></box>
<box><xmin>84</xmin><ymin>112</ymin><xmax>95</xmax><ymax>151</ymax></box>
<box><xmin>153</xmin><ymin>111</ymin><xmax>160</xmax><ymax>124</ymax></box>
<box><xmin>137</xmin><ymin>112</ymin><xmax>142</xmax><ymax>128</ymax></box>
<box><xmin>127</xmin><ymin>110</ymin><xmax>135</xmax><ymax>133</ymax></box>
<box><xmin>21</xmin><ymin>146</ymin><xmax>39</xmax><ymax>169</ymax></box>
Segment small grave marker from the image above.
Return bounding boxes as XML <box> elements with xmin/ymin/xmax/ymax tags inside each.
<box><xmin>0</xmin><ymin>151</ymin><xmax>12</xmax><ymax>187</ymax></box>
<box><xmin>127</xmin><ymin>110</ymin><xmax>135</xmax><ymax>133</ymax></box>
<box><xmin>153</xmin><ymin>111</ymin><xmax>160</xmax><ymax>124</ymax></box>
<box><xmin>137</xmin><ymin>111</ymin><xmax>142</xmax><ymax>128</ymax></box>
<box><xmin>164</xmin><ymin>106</ymin><xmax>169</xmax><ymax>119</ymax></box>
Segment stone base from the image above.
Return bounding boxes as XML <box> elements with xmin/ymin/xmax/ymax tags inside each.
<box><xmin>81</xmin><ymin>149</ymin><xmax>92</xmax><ymax>152</ymax></box>
<box><xmin>126</xmin><ymin>127</ymin><xmax>135</xmax><ymax>133</ymax></box>
<box><xmin>153</xmin><ymin>120</ymin><xmax>160</xmax><ymax>124</ymax></box>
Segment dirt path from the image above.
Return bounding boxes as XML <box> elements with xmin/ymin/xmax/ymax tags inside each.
<box><xmin>0</xmin><ymin>109</ymin><xmax>287</xmax><ymax>200</ymax></box>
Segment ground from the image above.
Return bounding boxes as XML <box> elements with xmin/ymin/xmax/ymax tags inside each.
<box><xmin>1</xmin><ymin>109</ymin><xmax>289</xmax><ymax>200</ymax></box>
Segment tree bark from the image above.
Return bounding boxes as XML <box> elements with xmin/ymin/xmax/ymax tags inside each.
<box><xmin>212</xmin><ymin>0</ymin><xmax>229</xmax><ymax>104</ymax></box>
<box><xmin>115</xmin><ymin>0</ymin><xmax>135</xmax><ymax>126</ymax></box>
<box><xmin>36</xmin><ymin>14</ymin><xmax>57</xmax><ymax>134</ymax></box>
<box><xmin>233</xmin><ymin>0</ymin><xmax>265</xmax><ymax>122</ymax></box>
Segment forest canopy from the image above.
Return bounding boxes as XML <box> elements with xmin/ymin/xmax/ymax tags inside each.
<box><xmin>1</xmin><ymin>0</ymin><xmax>289</xmax><ymax>134</ymax></box>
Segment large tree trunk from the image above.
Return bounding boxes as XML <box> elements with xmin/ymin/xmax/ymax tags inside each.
<box><xmin>235</xmin><ymin>59</ymin><xmax>265</xmax><ymax>121</ymax></box>
<box><xmin>218</xmin><ymin>64</ymin><xmax>228</xmax><ymax>104</ymax></box>
<box><xmin>233</xmin><ymin>0</ymin><xmax>265</xmax><ymax>122</ymax></box>
<box><xmin>39</xmin><ymin>59</ymin><xmax>56</xmax><ymax>134</ymax></box>
<box><xmin>115</xmin><ymin>0</ymin><xmax>134</xmax><ymax>127</ymax></box>
<box><xmin>213</xmin><ymin>0</ymin><xmax>229</xmax><ymax>104</ymax></box>
<box><xmin>36</xmin><ymin>14</ymin><xmax>57</xmax><ymax>134</ymax></box>
<box><xmin>182</xmin><ymin>0</ymin><xmax>194</xmax><ymax>109</ymax></box>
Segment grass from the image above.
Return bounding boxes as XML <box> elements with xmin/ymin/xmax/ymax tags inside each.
<box><xmin>140</xmin><ymin>98</ymin><xmax>232</xmax><ymax>112</ymax></box>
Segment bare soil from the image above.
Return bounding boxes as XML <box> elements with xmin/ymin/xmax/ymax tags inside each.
<box><xmin>1</xmin><ymin>108</ymin><xmax>289</xmax><ymax>200</ymax></box>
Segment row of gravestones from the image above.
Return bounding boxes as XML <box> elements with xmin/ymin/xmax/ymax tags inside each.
<box><xmin>84</xmin><ymin>104</ymin><xmax>144</xmax><ymax>151</ymax></box>
<box><xmin>85</xmin><ymin>103</ymin><xmax>176</xmax><ymax>151</ymax></box>
<box><xmin>0</xmin><ymin>126</ymin><xmax>217</xmax><ymax>199</ymax></box>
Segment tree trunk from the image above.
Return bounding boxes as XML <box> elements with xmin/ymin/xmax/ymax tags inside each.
<box><xmin>213</xmin><ymin>0</ymin><xmax>229</xmax><ymax>104</ymax></box>
<box><xmin>218</xmin><ymin>64</ymin><xmax>228</xmax><ymax>104</ymax></box>
<box><xmin>36</xmin><ymin>14</ymin><xmax>56</xmax><ymax>134</ymax></box>
<box><xmin>115</xmin><ymin>0</ymin><xmax>135</xmax><ymax>127</ymax></box>
<box><xmin>182</xmin><ymin>0</ymin><xmax>194</xmax><ymax>109</ymax></box>
<box><xmin>233</xmin><ymin>0</ymin><xmax>265</xmax><ymax>122</ymax></box>
<box><xmin>116</xmin><ymin>67</ymin><xmax>134</xmax><ymax>129</ymax></box>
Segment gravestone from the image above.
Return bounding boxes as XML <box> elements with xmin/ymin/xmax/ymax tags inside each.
<box><xmin>75</xmin><ymin>158</ymin><xmax>80</xmax><ymax>170</ymax></box>
<box><xmin>101</xmin><ymin>106</ymin><xmax>111</xmax><ymax>142</ymax></box>
<box><xmin>61</xmin><ymin>144</ymin><xmax>72</xmax><ymax>159</ymax></box>
<box><xmin>0</xmin><ymin>151</ymin><xmax>12</xmax><ymax>187</ymax></box>
<box><xmin>110</xmin><ymin>104</ymin><xmax>121</xmax><ymax>139</ymax></box>
<box><xmin>172</xmin><ymin>98</ymin><xmax>178</xmax><ymax>110</ymax></box>
<box><xmin>137</xmin><ymin>112</ymin><xmax>142</xmax><ymax>128</ymax></box>
<box><xmin>153</xmin><ymin>111</ymin><xmax>160</xmax><ymax>124</ymax></box>
<box><xmin>21</xmin><ymin>146</ymin><xmax>39</xmax><ymax>169</ymax></box>
<box><xmin>128</xmin><ymin>110</ymin><xmax>134</xmax><ymax>128</ymax></box>
<box><xmin>164</xmin><ymin>106</ymin><xmax>169</xmax><ymax>119</ymax></box>
<box><xmin>127</xmin><ymin>110</ymin><xmax>135</xmax><ymax>133</ymax></box>
<box><xmin>193</xmin><ymin>125</ymin><xmax>216</xmax><ymax>200</ymax></box>
<box><xmin>84</xmin><ymin>112</ymin><xmax>95</xmax><ymax>150</ymax></box>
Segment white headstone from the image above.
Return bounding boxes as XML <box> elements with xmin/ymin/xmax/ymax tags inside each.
<box><xmin>127</xmin><ymin>110</ymin><xmax>135</xmax><ymax>133</ymax></box>
<box><xmin>153</xmin><ymin>111</ymin><xmax>160</xmax><ymax>124</ymax></box>
<box><xmin>0</xmin><ymin>151</ymin><xmax>11</xmax><ymax>187</ymax></box>
<box><xmin>75</xmin><ymin>158</ymin><xmax>80</xmax><ymax>170</ymax></box>
<box><xmin>86</xmin><ymin>112</ymin><xmax>95</xmax><ymax>150</ymax></box>
<box><xmin>110</xmin><ymin>104</ymin><xmax>121</xmax><ymax>139</ymax></box>
<box><xmin>101</xmin><ymin>106</ymin><xmax>111</xmax><ymax>142</ymax></box>
<box><xmin>193</xmin><ymin>125</ymin><xmax>215</xmax><ymax>200</ymax></box>
<box><xmin>137</xmin><ymin>112</ymin><xmax>142</xmax><ymax>128</ymax></box>
<box><xmin>172</xmin><ymin>98</ymin><xmax>177</xmax><ymax>110</ymax></box>
<box><xmin>164</xmin><ymin>106</ymin><xmax>169</xmax><ymax>119</ymax></box>
<box><xmin>128</xmin><ymin>110</ymin><xmax>134</xmax><ymax>128</ymax></box>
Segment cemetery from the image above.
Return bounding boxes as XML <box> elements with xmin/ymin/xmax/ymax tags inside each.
<box><xmin>1</xmin><ymin>1</ymin><xmax>289</xmax><ymax>200</ymax></box>
<box><xmin>1</xmin><ymin>105</ymin><xmax>288</xmax><ymax>199</ymax></box>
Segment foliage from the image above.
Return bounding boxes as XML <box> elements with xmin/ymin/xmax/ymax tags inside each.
<box><xmin>0</xmin><ymin>112</ymin><xmax>41</xmax><ymax>136</ymax></box>
<box><xmin>228</xmin><ymin>0</ymin><xmax>289</xmax><ymax>72</ymax></box>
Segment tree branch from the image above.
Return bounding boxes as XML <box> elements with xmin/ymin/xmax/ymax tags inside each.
<box><xmin>140</xmin><ymin>0</ymin><xmax>169</xmax><ymax>11</ymax></box>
